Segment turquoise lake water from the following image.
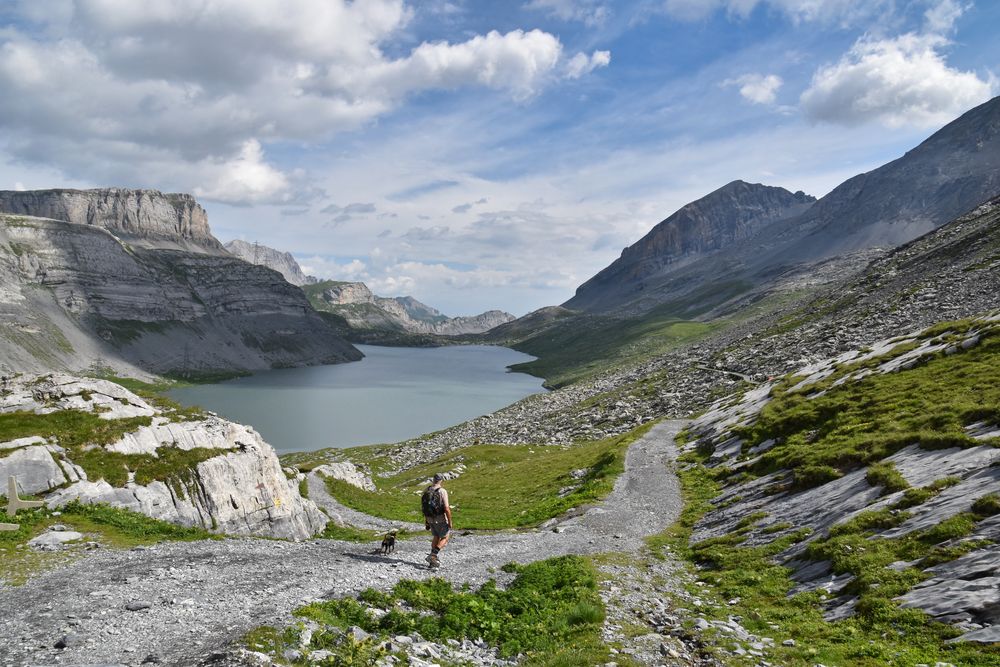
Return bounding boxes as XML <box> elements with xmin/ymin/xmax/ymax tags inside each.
<box><xmin>166</xmin><ymin>345</ymin><xmax>544</xmax><ymax>454</ymax></box>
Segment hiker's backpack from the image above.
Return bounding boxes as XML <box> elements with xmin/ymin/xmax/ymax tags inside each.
<box><xmin>421</xmin><ymin>486</ymin><xmax>444</xmax><ymax>517</ymax></box>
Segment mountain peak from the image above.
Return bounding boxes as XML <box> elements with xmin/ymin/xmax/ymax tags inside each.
<box><xmin>776</xmin><ymin>94</ymin><xmax>1000</xmax><ymax>260</ymax></box>
<box><xmin>565</xmin><ymin>181</ymin><xmax>815</xmax><ymax>312</ymax></box>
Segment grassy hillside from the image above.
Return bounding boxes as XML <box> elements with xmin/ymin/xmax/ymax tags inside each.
<box><xmin>496</xmin><ymin>285</ymin><xmax>803</xmax><ymax>388</ymax></box>
<box><xmin>509</xmin><ymin>313</ymin><xmax>718</xmax><ymax>387</ymax></box>
<box><xmin>304</xmin><ymin>423</ymin><xmax>653</xmax><ymax>530</ymax></box>
<box><xmin>661</xmin><ymin>318</ymin><xmax>1000</xmax><ymax>666</ymax></box>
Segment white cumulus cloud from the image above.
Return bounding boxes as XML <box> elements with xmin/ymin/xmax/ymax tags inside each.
<box><xmin>0</xmin><ymin>1</ymin><xmax>609</xmax><ymax>205</ymax></box>
<box><xmin>724</xmin><ymin>73</ymin><xmax>783</xmax><ymax>104</ymax></box>
<box><xmin>191</xmin><ymin>140</ymin><xmax>290</xmax><ymax>205</ymax></box>
<box><xmin>800</xmin><ymin>32</ymin><xmax>995</xmax><ymax>128</ymax></box>
<box><xmin>565</xmin><ymin>50</ymin><xmax>611</xmax><ymax>79</ymax></box>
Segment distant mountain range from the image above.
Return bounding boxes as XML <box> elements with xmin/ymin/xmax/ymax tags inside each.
<box><xmin>221</xmin><ymin>238</ymin><xmax>515</xmax><ymax>338</ymax></box>
<box><xmin>566</xmin><ymin>95</ymin><xmax>1000</xmax><ymax>317</ymax></box>
<box><xmin>304</xmin><ymin>280</ymin><xmax>514</xmax><ymax>336</ymax></box>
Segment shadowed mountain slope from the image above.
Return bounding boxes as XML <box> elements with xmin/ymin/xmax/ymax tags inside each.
<box><xmin>567</xmin><ymin>96</ymin><xmax>1000</xmax><ymax>317</ymax></box>
<box><xmin>565</xmin><ymin>180</ymin><xmax>815</xmax><ymax>313</ymax></box>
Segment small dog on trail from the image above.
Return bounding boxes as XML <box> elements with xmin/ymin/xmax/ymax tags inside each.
<box><xmin>375</xmin><ymin>529</ymin><xmax>397</xmax><ymax>555</ymax></box>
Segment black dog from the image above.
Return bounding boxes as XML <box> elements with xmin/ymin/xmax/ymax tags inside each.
<box><xmin>376</xmin><ymin>529</ymin><xmax>397</xmax><ymax>555</ymax></box>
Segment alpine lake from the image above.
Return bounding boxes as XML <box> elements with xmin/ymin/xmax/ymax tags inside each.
<box><xmin>166</xmin><ymin>344</ymin><xmax>544</xmax><ymax>454</ymax></box>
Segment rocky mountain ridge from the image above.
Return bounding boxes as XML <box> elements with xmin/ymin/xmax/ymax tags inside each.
<box><xmin>566</xmin><ymin>181</ymin><xmax>815</xmax><ymax>312</ymax></box>
<box><xmin>305</xmin><ymin>280</ymin><xmax>515</xmax><ymax>336</ymax></box>
<box><xmin>565</xmin><ymin>95</ymin><xmax>1000</xmax><ymax>317</ymax></box>
<box><xmin>0</xmin><ymin>188</ymin><xmax>224</xmax><ymax>255</ymax></box>
<box><xmin>223</xmin><ymin>239</ymin><xmax>318</xmax><ymax>287</ymax></box>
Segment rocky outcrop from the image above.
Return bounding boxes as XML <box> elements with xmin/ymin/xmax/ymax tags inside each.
<box><xmin>224</xmin><ymin>239</ymin><xmax>317</xmax><ymax>286</ymax></box>
<box><xmin>314</xmin><ymin>281</ymin><xmax>378</xmax><ymax>306</ymax></box>
<box><xmin>311</xmin><ymin>462</ymin><xmax>375</xmax><ymax>491</ymax></box>
<box><xmin>0</xmin><ymin>188</ymin><xmax>223</xmax><ymax>254</ymax></box>
<box><xmin>0</xmin><ymin>212</ymin><xmax>361</xmax><ymax>375</ymax></box>
<box><xmin>305</xmin><ymin>280</ymin><xmax>515</xmax><ymax>336</ymax></box>
<box><xmin>681</xmin><ymin>317</ymin><xmax>1000</xmax><ymax>640</ymax></box>
<box><xmin>0</xmin><ymin>374</ymin><xmax>327</xmax><ymax>540</ymax></box>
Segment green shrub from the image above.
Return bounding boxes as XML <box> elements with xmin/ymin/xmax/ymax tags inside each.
<box><xmin>292</xmin><ymin>556</ymin><xmax>605</xmax><ymax>661</ymax></box>
<box><xmin>919</xmin><ymin>513</ymin><xmax>977</xmax><ymax>544</ymax></box>
<box><xmin>792</xmin><ymin>464</ymin><xmax>843</xmax><ymax>489</ymax></box>
<box><xmin>893</xmin><ymin>487</ymin><xmax>933</xmax><ymax>509</ymax></box>
<box><xmin>971</xmin><ymin>494</ymin><xmax>1000</xmax><ymax>518</ymax></box>
<box><xmin>866</xmin><ymin>462</ymin><xmax>909</xmax><ymax>493</ymax></box>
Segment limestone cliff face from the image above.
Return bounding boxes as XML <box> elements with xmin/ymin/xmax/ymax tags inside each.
<box><xmin>305</xmin><ymin>280</ymin><xmax>515</xmax><ymax>335</ymax></box>
<box><xmin>224</xmin><ymin>239</ymin><xmax>317</xmax><ymax>286</ymax></box>
<box><xmin>0</xmin><ymin>189</ymin><xmax>223</xmax><ymax>254</ymax></box>
<box><xmin>0</xmin><ymin>213</ymin><xmax>361</xmax><ymax>375</ymax></box>
<box><xmin>316</xmin><ymin>281</ymin><xmax>378</xmax><ymax>306</ymax></box>
<box><xmin>0</xmin><ymin>374</ymin><xmax>326</xmax><ymax>540</ymax></box>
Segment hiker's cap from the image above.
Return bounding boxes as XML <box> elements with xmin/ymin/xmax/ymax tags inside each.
<box><xmin>432</xmin><ymin>473</ymin><xmax>445</xmax><ymax>482</ymax></box>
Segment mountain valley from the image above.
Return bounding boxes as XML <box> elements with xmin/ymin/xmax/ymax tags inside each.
<box><xmin>2</xmin><ymin>97</ymin><xmax>1000</xmax><ymax>667</ymax></box>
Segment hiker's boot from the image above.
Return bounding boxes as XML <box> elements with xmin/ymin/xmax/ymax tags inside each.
<box><xmin>425</xmin><ymin>553</ymin><xmax>436</xmax><ymax>566</ymax></box>
<box><xmin>428</xmin><ymin>554</ymin><xmax>440</xmax><ymax>569</ymax></box>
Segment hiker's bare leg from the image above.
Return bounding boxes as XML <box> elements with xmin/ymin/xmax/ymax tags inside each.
<box><xmin>437</xmin><ymin>534</ymin><xmax>449</xmax><ymax>550</ymax></box>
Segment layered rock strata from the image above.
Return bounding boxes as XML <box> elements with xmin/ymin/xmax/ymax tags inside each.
<box><xmin>0</xmin><ymin>188</ymin><xmax>223</xmax><ymax>254</ymax></box>
<box><xmin>0</xmin><ymin>212</ymin><xmax>360</xmax><ymax>375</ymax></box>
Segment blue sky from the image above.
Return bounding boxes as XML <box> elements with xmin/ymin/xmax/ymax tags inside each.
<box><xmin>1</xmin><ymin>1</ymin><xmax>998</xmax><ymax>315</ymax></box>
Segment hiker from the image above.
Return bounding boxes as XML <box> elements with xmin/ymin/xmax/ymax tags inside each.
<box><xmin>421</xmin><ymin>472</ymin><xmax>452</xmax><ymax>568</ymax></box>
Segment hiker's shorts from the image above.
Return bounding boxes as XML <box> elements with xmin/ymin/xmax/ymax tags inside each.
<box><xmin>428</xmin><ymin>516</ymin><xmax>451</xmax><ymax>539</ymax></box>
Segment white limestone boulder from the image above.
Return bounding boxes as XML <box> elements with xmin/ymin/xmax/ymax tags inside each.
<box><xmin>3</xmin><ymin>373</ymin><xmax>326</xmax><ymax>540</ymax></box>
<box><xmin>0</xmin><ymin>446</ymin><xmax>67</xmax><ymax>495</ymax></box>
<box><xmin>313</xmin><ymin>462</ymin><xmax>376</xmax><ymax>492</ymax></box>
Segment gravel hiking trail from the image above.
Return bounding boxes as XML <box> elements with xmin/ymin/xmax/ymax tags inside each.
<box><xmin>0</xmin><ymin>420</ymin><xmax>687</xmax><ymax>667</ymax></box>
